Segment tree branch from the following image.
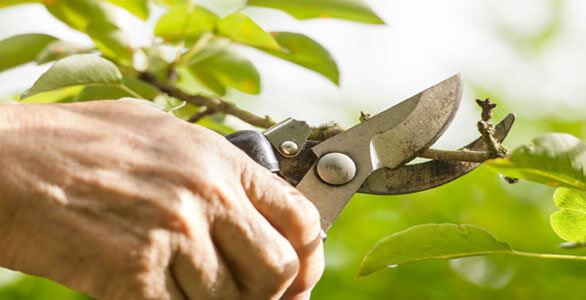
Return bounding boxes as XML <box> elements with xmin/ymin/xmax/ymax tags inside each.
<box><xmin>476</xmin><ymin>98</ymin><xmax>508</xmax><ymax>158</ymax></box>
<box><xmin>144</xmin><ymin>70</ymin><xmax>511</xmax><ymax>165</ymax></box>
<box><xmin>308</xmin><ymin>121</ymin><xmax>345</xmax><ymax>141</ymax></box>
<box><xmin>140</xmin><ymin>73</ymin><xmax>277</xmax><ymax>128</ymax></box>
<box><xmin>416</xmin><ymin>98</ymin><xmax>509</xmax><ymax>163</ymax></box>
<box><xmin>188</xmin><ymin>106</ymin><xmax>217</xmax><ymax>123</ymax></box>
<box><xmin>418</xmin><ymin>148</ymin><xmax>492</xmax><ymax>163</ymax></box>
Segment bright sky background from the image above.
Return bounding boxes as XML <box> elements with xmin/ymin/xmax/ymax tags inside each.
<box><xmin>1</xmin><ymin>0</ymin><xmax>585</xmax><ymax>148</ymax></box>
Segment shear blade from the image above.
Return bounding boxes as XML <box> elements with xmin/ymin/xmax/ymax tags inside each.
<box><xmin>296</xmin><ymin>74</ymin><xmax>463</xmax><ymax>229</ymax></box>
<box><xmin>369</xmin><ymin>75</ymin><xmax>462</xmax><ymax>169</ymax></box>
<box><xmin>358</xmin><ymin>113</ymin><xmax>516</xmax><ymax>195</ymax></box>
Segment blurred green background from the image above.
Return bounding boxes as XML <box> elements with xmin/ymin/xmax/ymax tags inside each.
<box><xmin>2</xmin><ymin>0</ymin><xmax>586</xmax><ymax>299</ymax></box>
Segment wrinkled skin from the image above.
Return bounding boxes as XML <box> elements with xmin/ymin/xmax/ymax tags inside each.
<box><xmin>0</xmin><ymin>101</ymin><xmax>324</xmax><ymax>300</ymax></box>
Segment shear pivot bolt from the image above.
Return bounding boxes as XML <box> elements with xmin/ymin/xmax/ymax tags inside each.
<box><xmin>279</xmin><ymin>140</ymin><xmax>299</xmax><ymax>157</ymax></box>
<box><xmin>316</xmin><ymin>152</ymin><xmax>356</xmax><ymax>185</ymax></box>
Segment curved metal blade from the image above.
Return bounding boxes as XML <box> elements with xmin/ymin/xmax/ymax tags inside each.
<box><xmin>358</xmin><ymin>113</ymin><xmax>516</xmax><ymax>195</ymax></box>
<box><xmin>296</xmin><ymin>74</ymin><xmax>463</xmax><ymax>230</ymax></box>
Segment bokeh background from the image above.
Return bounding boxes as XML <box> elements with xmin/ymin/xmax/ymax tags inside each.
<box><xmin>2</xmin><ymin>0</ymin><xmax>586</xmax><ymax>299</ymax></box>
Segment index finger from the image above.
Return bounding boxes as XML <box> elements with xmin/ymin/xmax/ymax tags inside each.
<box><xmin>240</xmin><ymin>161</ymin><xmax>325</xmax><ymax>298</ymax></box>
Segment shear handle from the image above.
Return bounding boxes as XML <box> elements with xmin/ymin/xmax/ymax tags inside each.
<box><xmin>226</xmin><ymin>130</ymin><xmax>280</xmax><ymax>173</ymax></box>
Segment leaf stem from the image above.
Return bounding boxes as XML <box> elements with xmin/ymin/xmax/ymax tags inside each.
<box><xmin>139</xmin><ymin>72</ymin><xmax>276</xmax><ymax>128</ymax></box>
<box><xmin>511</xmin><ymin>250</ymin><xmax>586</xmax><ymax>261</ymax></box>
<box><xmin>188</xmin><ymin>106</ymin><xmax>217</xmax><ymax>123</ymax></box>
<box><xmin>177</xmin><ymin>32</ymin><xmax>215</xmax><ymax>66</ymax></box>
<box><xmin>119</xmin><ymin>84</ymin><xmax>143</xmax><ymax>99</ymax></box>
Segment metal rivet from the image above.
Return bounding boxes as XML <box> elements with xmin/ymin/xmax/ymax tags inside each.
<box><xmin>316</xmin><ymin>152</ymin><xmax>356</xmax><ymax>185</ymax></box>
<box><xmin>279</xmin><ymin>140</ymin><xmax>299</xmax><ymax>157</ymax></box>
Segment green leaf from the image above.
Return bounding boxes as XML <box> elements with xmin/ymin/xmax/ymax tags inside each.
<box><xmin>75</xmin><ymin>85</ymin><xmax>132</xmax><ymax>101</ymax></box>
<box><xmin>140</xmin><ymin>46</ymin><xmax>171</xmax><ymax>75</ymax></box>
<box><xmin>121</xmin><ymin>77</ymin><xmax>161</xmax><ymax>99</ymax></box>
<box><xmin>551</xmin><ymin>188</ymin><xmax>586</xmax><ymax>242</ymax></box>
<box><xmin>175</xmin><ymin>67</ymin><xmax>223</xmax><ymax>96</ymax></box>
<box><xmin>262</xmin><ymin>32</ymin><xmax>339</xmax><ymax>84</ymax></box>
<box><xmin>0</xmin><ymin>0</ymin><xmax>41</xmax><ymax>8</ymax></box>
<box><xmin>86</xmin><ymin>20</ymin><xmax>133</xmax><ymax>62</ymax></box>
<box><xmin>217</xmin><ymin>12</ymin><xmax>280</xmax><ymax>50</ymax></box>
<box><xmin>358</xmin><ymin>224</ymin><xmax>512</xmax><ymax>276</ymax></box>
<box><xmin>188</xmin><ymin>68</ymin><xmax>227</xmax><ymax>96</ymax></box>
<box><xmin>74</xmin><ymin>77</ymin><xmax>158</xmax><ymax>101</ymax></box>
<box><xmin>187</xmin><ymin>45</ymin><xmax>260</xmax><ymax>95</ymax></box>
<box><xmin>44</xmin><ymin>0</ymin><xmax>118</xmax><ymax>32</ymax></box>
<box><xmin>20</xmin><ymin>86</ymin><xmax>83</xmax><ymax>103</ymax></box>
<box><xmin>104</xmin><ymin>0</ymin><xmax>149</xmax><ymax>19</ymax></box>
<box><xmin>247</xmin><ymin>0</ymin><xmax>385</xmax><ymax>24</ymax></box>
<box><xmin>154</xmin><ymin>3</ymin><xmax>218</xmax><ymax>44</ymax></box>
<box><xmin>44</xmin><ymin>0</ymin><xmax>133</xmax><ymax>61</ymax></box>
<box><xmin>36</xmin><ymin>40</ymin><xmax>94</xmax><ymax>64</ymax></box>
<box><xmin>25</xmin><ymin>54</ymin><xmax>122</xmax><ymax>97</ymax></box>
<box><xmin>486</xmin><ymin>133</ymin><xmax>586</xmax><ymax>191</ymax></box>
<box><xmin>0</xmin><ymin>34</ymin><xmax>57</xmax><ymax>72</ymax></box>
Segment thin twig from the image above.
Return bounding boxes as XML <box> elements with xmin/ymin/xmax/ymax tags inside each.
<box><xmin>140</xmin><ymin>73</ymin><xmax>277</xmax><ymax>128</ymax></box>
<box><xmin>308</xmin><ymin>122</ymin><xmax>345</xmax><ymax>141</ymax></box>
<box><xmin>419</xmin><ymin>99</ymin><xmax>509</xmax><ymax>162</ymax></box>
<box><xmin>188</xmin><ymin>106</ymin><xmax>217</xmax><ymax>123</ymax></box>
<box><xmin>144</xmin><ymin>70</ymin><xmax>513</xmax><ymax>165</ymax></box>
<box><xmin>476</xmin><ymin>98</ymin><xmax>508</xmax><ymax>158</ymax></box>
<box><xmin>177</xmin><ymin>32</ymin><xmax>214</xmax><ymax>66</ymax></box>
<box><xmin>419</xmin><ymin>148</ymin><xmax>491</xmax><ymax>163</ymax></box>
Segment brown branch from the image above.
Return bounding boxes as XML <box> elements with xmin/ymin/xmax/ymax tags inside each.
<box><xmin>307</xmin><ymin>98</ymin><xmax>512</xmax><ymax>164</ymax></box>
<box><xmin>419</xmin><ymin>148</ymin><xmax>491</xmax><ymax>163</ymax></box>
<box><xmin>144</xmin><ymin>70</ymin><xmax>512</xmax><ymax>165</ymax></box>
<box><xmin>475</xmin><ymin>98</ymin><xmax>508</xmax><ymax>158</ymax></box>
<box><xmin>188</xmin><ymin>107</ymin><xmax>217</xmax><ymax>123</ymax></box>
<box><xmin>140</xmin><ymin>73</ymin><xmax>276</xmax><ymax>128</ymax></box>
<box><xmin>308</xmin><ymin>121</ymin><xmax>345</xmax><ymax>141</ymax></box>
<box><xmin>415</xmin><ymin>98</ymin><xmax>510</xmax><ymax>163</ymax></box>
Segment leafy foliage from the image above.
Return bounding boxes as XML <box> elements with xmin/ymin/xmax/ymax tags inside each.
<box><xmin>154</xmin><ymin>3</ymin><xmax>218</xmax><ymax>44</ymax></box>
<box><xmin>359</xmin><ymin>224</ymin><xmax>512</xmax><ymax>276</ymax></box>
<box><xmin>263</xmin><ymin>32</ymin><xmax>340</xmax><ymax>85</ymax></box>
<box><xmin>24</xmin><ymin>54</ymin><xmax>122</xmax><ymax>97</ymax></box>
<box><xmin>4</xmin><ymin>0</ymin><xmax>586</xmax><ymax>299</ymax></box>
<box><xmin>0</xmin><ymin>34</ymin><xmax>57</xmax><ymax>72</ymax></box>
<box><xmin>551</xmin><ymin>188</ymin><xmax>586</xmax><ymax>242</ymax></box>
<box><xmin>185</xmin><ymin>44</ymin><xmax>261</xmax><ymax>95</ymax></box>
<box><xmin>35</xmin><ymin>41</ymin><xmax>95</xmax><ymax>64</ymax></box>
<box><xmin>0</xmin><ymin>0</ymin><xmax>367</xmax><ymax>106</ymax></box>
<box><xmin>487</xmin><ymin>133</ymin><xmax>586</xmax><ymax>191</ymax></box>
<box><xmin>217</xmin><ymin>12</ymin><xmax>280</xmax><ymax>50</ymax></box>
<box><xmin>0</xmin><ymin>0</ymin><xmax>41</xmax><ymax>8</ymax></box>
<box><xmin>360</xmin><ymin>132</ymin><xmax>586</xmax><ymax>280</ymax></box>
<box><xmin>247</xmin><ymin>0</ymin><xmax>385</xmax><ymax>24</ymax></box>
<box><xmin>103</xmin><ymin>0</ymin><xmax>149</xmax><ymax>19</ymax></box>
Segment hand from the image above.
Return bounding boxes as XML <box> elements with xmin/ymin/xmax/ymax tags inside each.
<box><xmin>0</xmin><ymin>100</ymin><xmax>324</xmax><ymax>300</ymax></box>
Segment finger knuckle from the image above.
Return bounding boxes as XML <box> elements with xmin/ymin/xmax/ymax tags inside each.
<box><xmin>258</xmin><ymin>254</ymin><xmax>300</xmax><ymax>295</ymax></box>
<box><xmin>287</xmin><ymin>194</ymin><xmax>322</xmax><ymax>242</ymax></box>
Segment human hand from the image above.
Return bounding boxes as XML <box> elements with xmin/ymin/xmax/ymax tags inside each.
<box><xmin>0</xmin><ymin>100</ymin><xmax>324</xmax><ymax>300</ymax></box>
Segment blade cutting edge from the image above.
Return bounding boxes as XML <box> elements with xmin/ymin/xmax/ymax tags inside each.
<box><xmin>296</xmin><ymin>74</ymin><xmax>463</xmax><ymax>230</ymax></box>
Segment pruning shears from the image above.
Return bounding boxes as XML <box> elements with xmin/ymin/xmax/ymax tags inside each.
<box><xmin>227</xmin><ymin>75</ymin><xmax>515</xmax><ymax>231</ymax></box>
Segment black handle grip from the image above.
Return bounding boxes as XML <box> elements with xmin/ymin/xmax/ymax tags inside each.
<box><xmin>226</xmin><ymin>130</ymin><xmax>280</xmax><ymax>173</ymax></box>
<box><xmin>227</xmin><ymin>130</ymin><xmax>328</xmax><ymax>240</ymax></box>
